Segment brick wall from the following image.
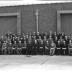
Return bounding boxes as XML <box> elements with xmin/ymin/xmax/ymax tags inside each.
<box><xmin>0</xmin><ymin>2</ymin><xmax>72</xmax><ymax>34</ymax></box>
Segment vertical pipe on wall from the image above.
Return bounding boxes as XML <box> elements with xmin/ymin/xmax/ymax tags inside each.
<box><xmin>57</xmin><ymin>11</ymin><xmax>61</xmax><ymax>33</ymax></box>
<box><xmin>35</xmin><ymin>9</ymin><xmax>39</xmax><ymax>33</ymax></box>
<box><xmin>17</xmin><ymin>12</ymin><xmax>21</xmax><ymax>35</ymax></box>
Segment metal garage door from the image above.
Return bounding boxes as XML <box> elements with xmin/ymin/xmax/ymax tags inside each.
<box><xmin>0</xmin><ymin>16</ymin><xmax>17</xmax><ymax>36</ymax></box>
<box><xmin>61</xmin><ymin>14</ymin><xmax>72</xmax><ymax>35</ymax></box>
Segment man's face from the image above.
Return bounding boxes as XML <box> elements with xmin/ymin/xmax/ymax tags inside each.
<box><xmin>65</xmin><ymin>36</ymin><xmax>67</xmax><ymax>39</ymax></box>
<box><xmin>19</xmin><ymin>41</ymin><xmax>21</xmax><ymax>44</ymax></box>
<box><xmin>33</xmin><ymin>32</ymin><xmax>35</xmax><ymax>34</ymax></box>
<box><xmin>69</xmin><ymin>40</ymin><xmax>72</xmax><ymax>43</ymax></box>
<box><xmin>47</xmin><ymin>41</ymin><xmax>49</xmax><ymax>44</ymax></box>
<box><xmin>1</xmin><ymin>36</ymin><xmax>3</xmax><ymax>39</ymax></box>
<box><xmin>58</xmin><ymin>41</ymin><xmax>60</xmax><ymax>43</ymax></box>
<box><xmin>14</xmin><ymin>41</ymin><xmax>16</xmax><ymax>44</ymax></box>
<box><xmin>39</xmin><ymin>36</ymin><xmax>41</xmax><ymax>39</ymax></box>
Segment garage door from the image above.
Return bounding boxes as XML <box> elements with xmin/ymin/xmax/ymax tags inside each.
<box><xmin>0</xmin><ymin>16</ymin><xmax>17</xmax><ymax>36</ymax></box>
<box><xmin>61</xmin><ymin>13</ymin><xmax>72</xmax><ymax>35</ymax></box>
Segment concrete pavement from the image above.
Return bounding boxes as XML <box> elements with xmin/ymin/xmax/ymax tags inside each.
<box><xmin>0</xmin><ymin>55</ymin><xmax>72</xmax><ymax>65</ymax></box>
<box><xmin>0</xmin><ymin>55</ymin><xmax>72</xmax><ymax>70</ymax></box>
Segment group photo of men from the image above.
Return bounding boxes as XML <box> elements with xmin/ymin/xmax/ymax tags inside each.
<box><xmin>0</xmin><ymin>31</ymin><xmax>72</xmax><ymax>56</ymax></box>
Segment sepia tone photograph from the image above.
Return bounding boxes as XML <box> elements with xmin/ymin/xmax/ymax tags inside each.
<box><xmin>0</xmin><ymin>0</ymin><xmax>72</xmax><ymax>71</ymax></box>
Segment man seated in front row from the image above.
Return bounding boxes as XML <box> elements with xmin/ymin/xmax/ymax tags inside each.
<box><xmin>68</xmin><ymin>40</ymin><xmax>72</xmax><ymax>55</ymax></box>
<box><xmin>50</xmin><ymin>41</ymin><xmax>56</xmax><ymax>56</ymax></box>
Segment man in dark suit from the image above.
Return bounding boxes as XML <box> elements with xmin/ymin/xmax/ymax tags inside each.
<box><xmin>37</xmin><ymin>36</ymin><xmax>44</xmax><ymax>55</ymax></box>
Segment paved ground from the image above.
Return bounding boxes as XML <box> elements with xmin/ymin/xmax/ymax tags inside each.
<box><xmin>0</xmin><ymin>55</ymin><xmax>72</xmax><ymax>70</ymax></box>
<box><xmin>0</xmin><ymin>55</ymin><xmax>72</xmax><ymax>65</ymax></box>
